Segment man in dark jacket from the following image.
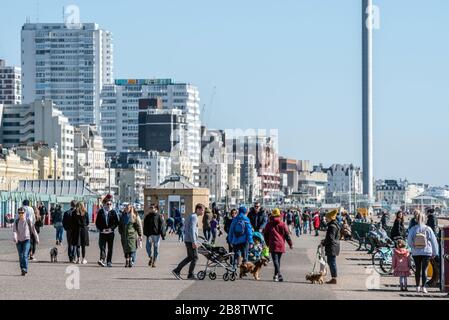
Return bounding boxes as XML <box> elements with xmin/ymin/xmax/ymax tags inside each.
<box><xmin>63</xmin><ymin>201</ymin><xmax>77</xmax><ymax>262</ymax></box>
<box><xmin>380</xmin><ymin>211</ymin><xmax>388</xmax><ymax>230</ymax></box>
<box><xmin>321</xmin><ymin>209</ymin><xmax>341</xmax><ymax>285</ymax></box>
<box><xmin>143</xmin><ymin>204</ymin><xmax>166</xmax><ymax>268</ymax></box>
<box><xmin>95</xmin><ymin>195</ymin><xmax>119</xmax><ymax>267</ymax></box>
<box><xmin>202</xmin><ymin>208</ymin><xmax>213</xmax><ymax>242</ymax></box>
<box><xmin>426</xmin><ymin>208</ymin><xmax>439</xmax><ymax>235</ymax></box>
<box><xmin>248</xmin><ymin>202</ymin><xmax>268</xmax><ymax>232</ymax></box>
<box><xmin>38</xmin><ymin>202</ymin><xmax>48</xmax><ymax>225</ymax></box>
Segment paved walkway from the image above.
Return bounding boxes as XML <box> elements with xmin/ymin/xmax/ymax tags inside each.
<box><xmin>0</xmin><ymin>224</ymin><xmax>447</xmax><ymax>300</ymax></box>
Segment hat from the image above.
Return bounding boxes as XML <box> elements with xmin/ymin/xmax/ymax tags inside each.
<box><xmin>326</xmin><ymin>209</ymin><xmax>338</xmax><ymax>220</ymax></box>
<box><xmin>102</xmin><ymin>194</ymin><xmax>113</xmax><ymax>204</ymax></box>
<box><xmin>239</xmin><ymin>207</ymin><xmax>247</xmax><ymax>215</ymax></box>
<box><xmin>271</xmin><ymin>208</ymin><xmax>281</xmax><ymax>217</ymax></box>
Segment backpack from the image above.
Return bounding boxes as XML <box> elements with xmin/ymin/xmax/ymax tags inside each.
<box><xmin>233</xmin><ymin>219</ymin><xmax>247</xmax><ymax>238</ymax></box>
<box><xmin>413</xmin><ymin>228</ymin><xmax>427</xmax><ymax>249</ymax></box>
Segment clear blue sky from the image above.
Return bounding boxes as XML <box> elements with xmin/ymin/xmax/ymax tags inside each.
<box><xmin>1</xmin><ymin>0</ymin><xmax>448</xmax><ymax>186</ymax></box>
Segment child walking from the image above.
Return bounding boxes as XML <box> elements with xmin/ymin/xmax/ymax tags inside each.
<box><xmin>392</xmin><ymin>239</ymin><xmax>411</xmax><ymax>291</ymax></box>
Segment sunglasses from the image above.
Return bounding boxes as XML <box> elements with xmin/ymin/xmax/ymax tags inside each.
<box><xmin>18</xmin><ymin>212</ymin><xmax>25</xmax><ymax>215</ymax></box>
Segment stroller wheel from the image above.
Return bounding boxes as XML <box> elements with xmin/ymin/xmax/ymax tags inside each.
<box><xmin>223</xmin><ymin>273</ymin><xmax>230</xmax><ymax>282</ymax></box>
<box><xmin>197</xmin><ymin>271</ymin><xmax>206</xmax><ymax>280</ymax></box>
<box><xmin>230</xmin><ymin>272</ymin><xmax>237</xmax><ymax>282</ymax></box>
<box><xmin>209</xmin><ymin>272</ymin><xmax>217</xmax><ymax>280</ymax></box>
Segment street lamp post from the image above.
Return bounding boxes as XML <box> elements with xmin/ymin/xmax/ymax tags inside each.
<box><xmin>54</xmin><ymin>142</ymin><xmax>58</xmax><ymax>195</ymax></box>
<box><xmin>108</xmin><ymin>158</ymin><xmax>111</xmax><ymax>195</ymax></box>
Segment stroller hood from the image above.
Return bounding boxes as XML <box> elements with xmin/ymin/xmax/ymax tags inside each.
<box><xmin>253</xmin><ymin>231</ymin><xmax>265</xmax><ymax>244</ymax></box>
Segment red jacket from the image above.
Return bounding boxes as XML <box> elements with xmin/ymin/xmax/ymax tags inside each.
<box><xmin>313</xmin><ymin>213</ymin><xmax>320</xmax><ymax>229</ymax></box>
<box><xmin>263</xmin><ymin>217</ymin><xmax>293</xmax><ymax>253</ymax></box>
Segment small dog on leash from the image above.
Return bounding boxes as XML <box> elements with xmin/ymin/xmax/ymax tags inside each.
<box><xmin>306</xmin><ymin>272</ymin><xmax>325</xmax><ymax>284</ymax></box>
<box><xmin>239</xmin><ymin>258</ymin><xmax>269</xmax><ymax>280</ymax></box>
<box><xmin>50</xmin><ymin>247</ymin><xmax>58</xmax><ymax>263</ymax></box>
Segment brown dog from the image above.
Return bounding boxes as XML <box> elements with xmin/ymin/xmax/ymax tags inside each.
<box><xmin>239</xmin><ymin>258</ymin><xmax>269</xmax><ymax>280</ymax></box>
<box><xmin>305</xmin><ymin>272</ymin><xmax>325</xmax><ymax>284</ymax></box>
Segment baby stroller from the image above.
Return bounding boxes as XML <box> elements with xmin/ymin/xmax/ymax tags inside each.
<box><xmin>197</xmin><ymin>236</ymin><xmax>237</xmax><ymax>281</ymax></box>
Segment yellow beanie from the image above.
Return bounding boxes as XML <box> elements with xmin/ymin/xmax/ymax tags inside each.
<box><xmin>326</xmin><ymin>209</ymin><xmax>338</xmax><ymax>220</ymax></box>
<box><xmin>272</xmin><ymin>208</ymin><xmax>281</xmax><ymax>217</ymax></box>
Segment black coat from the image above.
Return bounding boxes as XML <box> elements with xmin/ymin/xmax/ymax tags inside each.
<box><xmin>390</xmin><ymin>219</ymin><xmax>405</xmax><ymax>239</ymax></box>
<box><xmin>248</xmin><ymin>208</ymin><xmax>268</xmax><ymax>231</ymax></box>
<box><xmin>95</xmin><ymin>208</ymin><xmax>119</xmax><ymax>232</ymax></box>
<box><xmin>323</xmin><ymin>220</ymin><xmax>340</xmax><ymax>256</ymax></box>
<box><xmin>426</xmin><ymin>215</ymin><xmax>438</xmax><ymax>234</ymax></box>
<box><xmin>143</xmin><ymin>212</ymin><xmax>166</xmax><ymax>238</ymax></box>
<box><xmin>71</xmin><ymin>213</ymin><xmax>90</xmax><ymax>246</ymax></box>
<box><xmin>63</xmin><ymin>208</ymin><xmax>75</xmax><ymax>231</ymax></box>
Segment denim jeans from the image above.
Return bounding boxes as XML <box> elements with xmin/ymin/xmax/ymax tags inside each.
<box><xmin>233</xmin><ymin>243</ymin><xmax>249</xmax><ymax>268</ymax></box>
<box><xmin>146</xmin><ymin>235</ymin><xmax>161</xmax><ymax>261</ymax></box>
<box><xmin>303</xmin><ymin>221</ymin><xmax>309</xmax><ymax>234</ymax></box>
<box><xmin>174</xmin><ymin>242</ymin><xmax>198</xmax><ymax>277</ymax></box>
<box><xmin>295</xmin><ymin>226</ymin><xmax>301</xmax><ymax>237</ymax></box>
<box><xmin>271</xmin><ymin>252</ymin><xmax>283</xmax><ymax>277</ymax></box>
<box><xmin>17</xmin><ymin>240</ymin><xmax>31</xmax><ymax>272</ymax></box>
<box><xmin>55</xmin><ymin>226</ymin><xmax>64</xmax><ymax>243</ymax></box>
<box><xmin>327</xmin><ymin>255</ymin><xmax>337</xmax><ymax>278</ymax></box>
<box><xmin>203</xmin><ymin>228</ymin><xmax>212</xmax><ymax>242</ymax></box>
<box><xmin>66</xmin><ymin>231</ymin><xmax>74</xmax><ymax>261</ymax></box>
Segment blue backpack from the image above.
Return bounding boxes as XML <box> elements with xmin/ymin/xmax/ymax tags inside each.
<box><xmin>234</xmin><ymin>219</ymin><xmax>246</xmax><ymax>238</ymax></box>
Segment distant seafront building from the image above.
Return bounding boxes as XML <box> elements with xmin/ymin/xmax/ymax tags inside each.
<box><xmin>0</xmin><ymin>100</ymin><xmax>75</xmax><ymax>180</ymax></box>
<box><xmin>101</xmin><ymin>79</ymin><xmax>201</xmax><ymax>184</ymax></box>
<box><xmin>21</xmin><ymin>23</ymin><xmax>114</xmax><ymax>127</ymax></box>
<box><xmin>0</xmin><ymin>59</ymin><xmax>22</xmax><ymax>105</ymax></box>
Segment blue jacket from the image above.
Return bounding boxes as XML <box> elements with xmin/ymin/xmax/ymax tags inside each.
<box><xmin>183</xmin><ymin>213</ymin><xmax>198</xmax><ymax>244</ymax></box>
<box><xmin>407</xmin><ymin>224</ymin><xmax>439</xmax><ymax>257</ymax></box>
<box><xmin>228</xmin><ymin>213</ymin><xmax>253</xmax><ymax>246</ymax></box>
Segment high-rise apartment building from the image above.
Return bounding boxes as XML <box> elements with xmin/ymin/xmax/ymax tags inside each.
<box><xmin>21</xmin><ymin>23</ymin><xmax>113</xmax><ymax>126</ymax></box>
<box><xmin>0</xmin><ymin>59</ymin><xmax>21</xmax><ymax>105</ymax></box>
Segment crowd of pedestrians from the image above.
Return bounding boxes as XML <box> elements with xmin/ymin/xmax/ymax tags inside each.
<box><xmin>9</xmin><ymin>195</ymin><xmax>445</xmax><ymax>294</ymax></box>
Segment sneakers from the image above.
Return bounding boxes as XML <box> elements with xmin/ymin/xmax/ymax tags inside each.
<box><xmin>416</xmin><ymin>286</ymin><xmax>422</xmax><ymax>293</ymax></box>
<box><xmin>107</xmin><ymin>262</ymin><xmax>112</xmax><ymax>268</ymax></box>
<box><xmin>21</xmin><ymin>269</ymin><xmax>27</xmax><ymax>276</ymax></box>
<box><xmin>278</xmin><ymin>275</ymin><xmax>284</xmax><ymax>282</ymax></box>
<box><xmin>98</xmin><ymin>260</ymin><xmax>106</xmax><ymax>267</ymax></box>
<box><xmin>187</xmin><ymin>274</ymin><xmax>196</xmax><ymax>280</ymax></box>
<box><xmin>29</xmin><ymin>256</ymin><xmax>36</xmax><ymax>261</ymax></box>
<box><xmin>152</xmin><ymin>262</ymin><xmax>156</xmax><ymax>268</ymax></box>
<box><xmin>148</xmin><ymin>257</ymin><xmax>153</xmax><ymax>267</ymax></box>
<box><xmin>82</xmin><ymin>259</ymin><xmax>87</xmax><ymax>265</ymax></box>
<box><xmin>326</xmin><ymin>278</ymin><xmax>337</xmax><ymax>285</ymax></box>
<box><xmin>172</xmin><ymin>270</ymin><xmax>181</xmax><ymax>280</ymax></box>
<box><xmin>273</xmin><ymin>275</ymin><xmax>279</xmax><ymax>282</ymax></box>
<box><xmin>422</xmin><ymin>287</ymin><xmax>428</xmax><ymax>294</ymax></box>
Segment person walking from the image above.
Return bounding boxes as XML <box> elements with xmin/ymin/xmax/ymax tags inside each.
<box><xmin>71</xmin><ymin>202</ymin><xmax>90</xmax><ymax>264</ymax></box>
<box><xmin>95</xmin><ymin>195</ymin><xmax>119</xmax><ymax>267</ymax></box>
<box><xmin>228</xmin><ymin>207</ymin><xmax>253</xmax><ymax>269</ymax></box>
<box><xmin>321</xmin><ymin>209</ymin><xmax>341</xmax><ymax>284</ymax></box>
<box><xmin>392</xmin><ymin>239</ymin><xmax>412</xmax><ymax>291</ymax></box>
<box><xmin>380</xmin><ymin>211</ymin><xmax>388</xmax><ymax>230</ymax></box>
<box><xmin>293</xmin><ymin>211</ymin><xmax>302</xmax><ymax>237</ymax></box>
<box><xmin>285</xmin><ymin>210</ymin><xmax>294</xmax><ymax>233</ymax></box>
<box><xmin>51</xmin><ymin>204</ymin><xmax>64</xmax><ymax>246</ymax></box>
<box><xmin>119</xmin><ymin>204</ymin><xmax>143</xmax><ymax>268</ymax></box>
<box><xmin>263</xmin><ymin>208</ymin><xmax>293</xmax><ymax>282</ymax></box>
<box><xmin>29</xmin><ymin>206</ymin><xmax>42</xmax><ymax>261</ymax></box>
<box><xmin>408</xmin><ymin>210</ymin><xmax>419</xmax><ymax>232</ymax></box>
<box><xmin>302</xmin><ymin>210</ymin><xmax>311</xmax><ymax>235</ymax></box>
<box><xmin>143</xmin><ymin>204</ymin><xmax>166</xmax><ymax>268</ymax></box>
<box><xmin>13</xmin><ymin>207</ymin><xmax>39</xmax><ymax>276</ymax></box>
<box><xmin>38</xmin><ymin>202</ymin><xmax>48</xmax><ymax>226</ymax></box>
<box><xmin>21</xmin><ymin>200</ymin><xmax>36</xmax><ymax>225</ymax></box>
<box><xmin>210</xmin><ymin>214</ymin><xmax>219</xmax><ymax>245</ymax></box>
<box><xmin>313</xmin><ymin>211</ymin><xmax>320</xmax><ymax>237</ymax></box>
<box><xmin>172</xmin><ymin>204</ymin><xmax>205</xmax><ymax>280</ymax></box>
<box><xmin>407</xmin><ymin>210</ymin><xmax>439</xmax><ymax>294</ymax></box>
<box><xmin>391</xmin><ymin>211</ymin><xmax>406</xmax><ymax>241</ymax></box>
<box><xmin>224</xmin><ymin>209</ymin><xmax>237</xmax><ymax>253</ymax></box>
<box><xmin>248</xmin><ymin>202</ymin><xmax>268</xmax><ymax>233</ymax></box>
<box><xmin>63</xmin><ymin>201</ymin><xmax>77</xmax><ymax>263</ymax></box>
<box><xmin>202</xmin><ymin>207</ymin><xmax>213</xmax><ymax>242</ymax></box>
<box><xmin>426</xmin><ymin>208</ymin><xmax>439</xmax><ymax>235</ymax></box>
